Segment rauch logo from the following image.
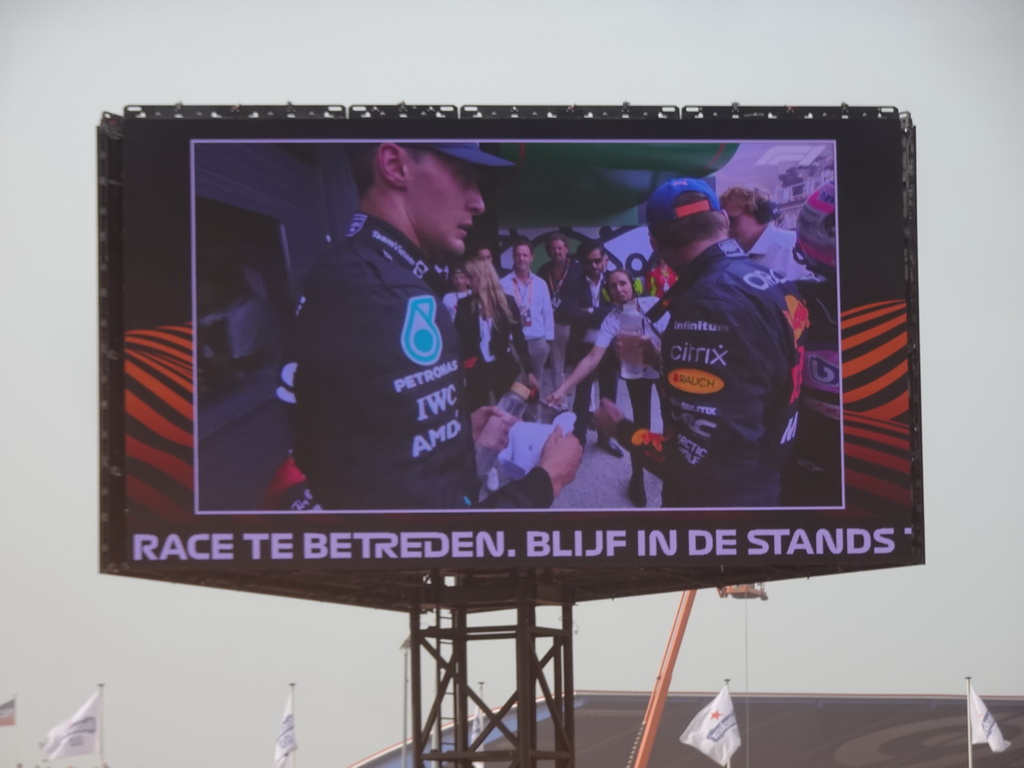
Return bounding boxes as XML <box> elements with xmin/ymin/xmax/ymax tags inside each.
<box><xmin>667</xmin><ymin>368</ymin><xmax>724</xmax><ymax>395</ymax></box>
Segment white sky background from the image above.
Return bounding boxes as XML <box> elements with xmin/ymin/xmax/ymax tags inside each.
<box><xmin>1</xmin><ymin>1</ymin><xmax>1023</xmax><ymax>767</ymax></box>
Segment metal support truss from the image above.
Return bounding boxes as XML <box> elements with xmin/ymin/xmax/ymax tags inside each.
<box><xmin>409</xmin><ymin>578</ymin><xmax>575</xmax><ymax>768</ymax></box>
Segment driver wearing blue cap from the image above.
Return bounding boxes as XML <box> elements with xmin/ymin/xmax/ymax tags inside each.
<box><xmin>280</xmin><ymin>143</ymin><xmax>581</xmax><ymax>509</ymax></box>
<box><xmin>594</xmin><ymin>177</ymin><xmax>808</xmax><ymax>507</ymax></box>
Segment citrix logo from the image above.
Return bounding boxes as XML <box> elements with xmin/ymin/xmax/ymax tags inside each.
<box><xmin>669</xmin><ymin>342</ymin><xmax>728</xmax><ymax>366</ymax></box>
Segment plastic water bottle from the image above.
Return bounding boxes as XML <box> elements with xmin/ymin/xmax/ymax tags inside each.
<box><xmin>475</xmin><ymin>381</ymin><xmax>531</xmax><ymax>485</ymax></box>
<box><xmin>617</xmin><ymin>300</ymin><xmax>646</xmax><ymax>378</ymax></box>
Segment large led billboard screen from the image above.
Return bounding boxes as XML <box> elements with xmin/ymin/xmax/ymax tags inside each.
<box><xmin>99</xmin><ymin>105</ymin><xmax>922</xmax><ymax>609</ymax></box>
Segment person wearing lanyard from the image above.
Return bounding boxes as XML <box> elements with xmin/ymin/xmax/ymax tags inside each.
<box><xmin>499</xmin><ymin>237</ymin><xmax>554</xmax><ymax>407</ymax></box>
<box><xmin>536</xmin><ymin>232</ymin><xmax>579</xmax><ymax>392</ymax></box>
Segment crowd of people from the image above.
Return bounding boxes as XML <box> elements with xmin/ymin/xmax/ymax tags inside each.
<box><xmin>274</xmin><ymin>142</ymin><xmax>839</xmax><ymax>511</ymax></box>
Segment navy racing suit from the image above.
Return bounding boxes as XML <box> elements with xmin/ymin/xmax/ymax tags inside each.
<box><xmin>781</xmin><ymin>271</ymin><xmax>842</xmax><ymax>507</ymax></box>
<box><xmin>280</xmin><ymin>214</ymin><xmax>553</xmax><ymax>510</ymax></box>
<box><xmin>613</xmin><ymin>239</ymin><xmax>808</xmax><ymax>507</ymax></box>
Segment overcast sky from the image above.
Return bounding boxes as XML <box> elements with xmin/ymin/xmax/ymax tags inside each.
<box><xmin>1</xmin><ymin>1</ymin><xmax>1023</xmax><ymax>767</ymax></box>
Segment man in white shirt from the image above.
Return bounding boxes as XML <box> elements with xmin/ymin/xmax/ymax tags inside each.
<box><xmin>500</xmin><ymin>237</ymin><xmax>554</xmax><ymax>402</ymax></box>
<box><xmin>536</xmin><ymin>232</ymin><xmax>578</xmax><ymax>391</ymax></box>
<box><xmin>720</xmin><ymin>186</ymin><xmax>810</xmax><ymax>280</ymax></box>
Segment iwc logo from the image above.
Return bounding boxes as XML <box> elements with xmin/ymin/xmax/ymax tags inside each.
<box><xmin>401</xmin><ymin>296</ymin><xmax>442</xmax><ymax>365</ymax></box>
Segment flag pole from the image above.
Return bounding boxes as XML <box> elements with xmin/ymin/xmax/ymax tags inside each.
<box><xmin>290</xmin><ymin>683</ymin><xmax>297</xmax><ymax>768</ymax></box>
<box><xmin>966</xmin><ymin>677</ymin><xmax>973</xmax><ymax>768</ymax></box>
<box><xmin>401</xmin><ymin>635</ymin><xmax>410</xmax><ymax>768</ymax></box>
<box><xmin>724</xmin><ymin>679</ymin><xmax>731</xmax><ymax>768</ymax></box>
<box><xmin>98</xmin><ymin>683</ymin><xmax>105</xmax><ymax>768</ymax></box>
<box><xmin>743</xmin><ymin>599</ymin><xmax>751</xmax><ymax>768</ymax></box>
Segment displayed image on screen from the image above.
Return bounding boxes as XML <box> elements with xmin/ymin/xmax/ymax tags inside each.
<box><xmin>189</xmin><ymin>139</ymin><xmax>842</xmax><ymax>515</ymax></box>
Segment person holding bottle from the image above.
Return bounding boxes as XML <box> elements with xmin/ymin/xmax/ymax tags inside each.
<box><xmin>546</xmin><ymin>269</ymin><xmax>667</xmax><ymax>506</ymax></box>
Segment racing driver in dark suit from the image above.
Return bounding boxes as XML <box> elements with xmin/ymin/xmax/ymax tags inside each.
<box><xmin>595</xmin><ymin>177</ymin><xmax>808</xmax><ymax>507</ymax></box>
<box><xmin>280</xmin><ymin>143</ymin><xmax>581</xmax><ymax>510</ymax></box>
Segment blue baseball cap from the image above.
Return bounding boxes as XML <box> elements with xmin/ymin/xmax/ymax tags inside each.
<box><xmin>645</xmin><ymin>177</ymin><xmax>721</xmax><ymax>227</ymax></box>
<box><xmin>424</xmin><ymin>143</ymin><xmax>514</xmax><ymax>167</ymax></box>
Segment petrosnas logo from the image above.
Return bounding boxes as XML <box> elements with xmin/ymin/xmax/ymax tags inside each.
<box><xmin>401</xmin><ymin>296</ymin><xmax>442</xmax><ymax>365</ymax></box>
<box><xmin>667</xmin><ymin>368</ymin><xmax>724</xmax><ymax>395</ymax></box>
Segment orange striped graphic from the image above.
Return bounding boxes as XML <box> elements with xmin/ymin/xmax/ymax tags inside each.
<box><xmin>845</xmin><ymin>468</ymin><xmax>913</xmax><ymax>508</ymax></box>
<box><xmin>844</xmin><ymin>359</ymin><xmax>908</xmax><ymax>404</ymax></box>
<box><xmin>841</xmin><ymin>333</ymin><xmax>908</xmax><ymax>377</ymax></box>
<box><xmin>124</xmin><ymin>359</ymin><xmax>192</xmax><ymax>419</ymax></box>
<box><xmin>123</xmin><ymin>324</ymin><xmax>195</xmax><ymax>519</ymax></box>
<box><xmin>124</xmin><ymin>391</ymin><xmax>192</xmax><ymax>448</ymax></box>
<box><xmin>126</xmin><ymin>435</ymin><xmax>193</xmax><ymax>490</ymax></box>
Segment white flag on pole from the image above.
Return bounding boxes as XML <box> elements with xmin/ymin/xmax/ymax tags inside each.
<box><xmin>969</xmin><ymin>685</ymin><xmax>1011</xmax><ymax>753</ymax></box>
<box><xmin>680</xmin><ymin>686</ymin><xmax>741</xmax><ymax>766</ymax></box>
<box><xmin>40</xmin><ymin>690</ymin><xmax>102</xmax><ymax>762</ymax></box>
<box><xmin>274</xmin><ymin>689</ymin><xmax>298</xmax><ymax>768</ymax></box>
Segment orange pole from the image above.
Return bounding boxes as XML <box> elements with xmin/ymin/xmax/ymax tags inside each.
<box><xmin>632</xmin><ymin>590</ymin><xmax>698</xmax><ymax>768</ymax></box>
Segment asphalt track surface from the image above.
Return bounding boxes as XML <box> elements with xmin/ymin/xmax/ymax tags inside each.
<box><xmin>546</xmin><ymin>376</ymin><xmax>666</xmax><ymax>511</ymax></box>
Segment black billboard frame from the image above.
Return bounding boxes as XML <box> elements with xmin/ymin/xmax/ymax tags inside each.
<box><xmin>98</xmin><ymin>104</ymin><xmax>923</xmax><ymax>613</ymax></box>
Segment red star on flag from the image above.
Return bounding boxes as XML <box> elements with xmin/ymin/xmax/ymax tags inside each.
<box><xmin>711</xmin><ymin>710</ymin><xmax>721</xmax><ymax>720</ymax></box>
